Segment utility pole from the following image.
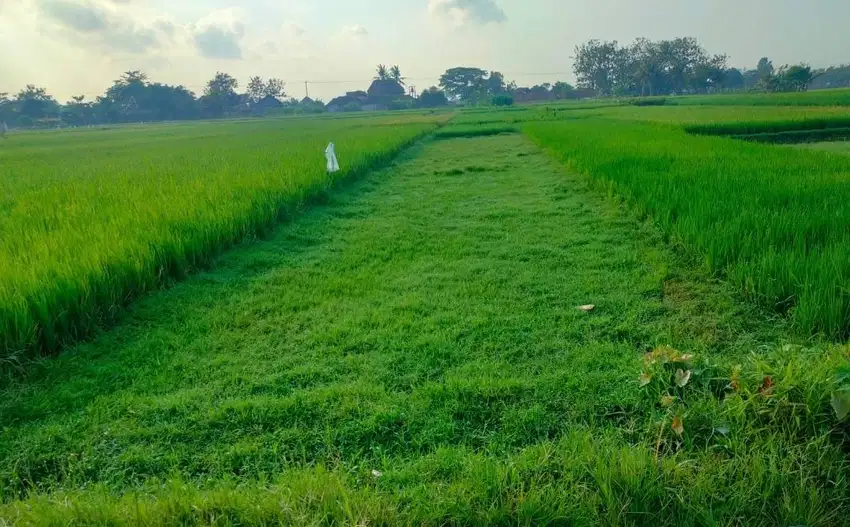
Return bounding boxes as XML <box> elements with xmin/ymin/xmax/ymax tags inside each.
<box><xmin>305</xmin><ymin>81</ymin><xmax>309</xmax><ymax>99</ymax></box>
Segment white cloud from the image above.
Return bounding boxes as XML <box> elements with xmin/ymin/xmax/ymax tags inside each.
<box><xmin>37</xmin><ymin>0</ymin><xmax>108</xmax><ymax>32</ymax></box>
<box><xmin>427</xmin><ymin>0</ymin><xmax>506</xmax><ymax>27</ymax></box>
<box><xmin>33</xmin><ymin>0</ymin><xmax>174</xmax><ymax>54</ymax></box>
<box><xmin>257</xmin><ymin>21</ymin><xmax>310</xmax><ymax>60</ymax></box>
<box><xmin>192</xmin><ymin>8</ymin><xmax>246</xmax><ymax>60</ymax></box>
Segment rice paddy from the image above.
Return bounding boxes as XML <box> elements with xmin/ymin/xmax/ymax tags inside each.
<box><xmin>0</xmin><ymin>115</ymin><xmax>444</xmax><ymax>363</ymax></box>
<box><xmin>2</xmin><ymin>95</ymin><xmax>850</xmax><ymax>525</ymax></box>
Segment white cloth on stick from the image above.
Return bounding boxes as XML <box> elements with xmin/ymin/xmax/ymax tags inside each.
<box><xmin>325</xmin><ymin>142</ymin><xmax>339</xmax><ymax>173</ymax></box>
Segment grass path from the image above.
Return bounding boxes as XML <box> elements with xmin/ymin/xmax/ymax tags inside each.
<box><xmin>2</xmin><ymin>134</ymin><xmax>845</xmax><ymax>524</ymax></box>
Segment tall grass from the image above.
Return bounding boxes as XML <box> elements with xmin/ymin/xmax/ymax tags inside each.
<box><xmin>524</xmin><ymin>119</ymin><xmax>850</xmax><ymax>337</ymax></box>
<box><xmin>0</xmin><ymin>116</ymin><xmax>442</xmax><ymax>361</ymax></box>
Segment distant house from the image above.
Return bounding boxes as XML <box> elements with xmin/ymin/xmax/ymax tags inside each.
<box><xmin>256</xmin><ymin>95</ymin><xmax>282</xmax><ymax>111</ymax></box>
<box><xmin>326</xmin><ymin>80</ymin><xmax>406</xmax><ymax>112</ymax></box>
<box><xmin>365</xmin><ymin>79</ymin><xmax>405</xmax><ymax>110</ymax></box>
<box><xmin>327</xmin><ymin>90</ymin><xmax>369</xmax><ymax>112</ymax></box>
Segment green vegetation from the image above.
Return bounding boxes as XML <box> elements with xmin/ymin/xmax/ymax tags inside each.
<box><xmin>732</xmin><ymin>128</ymin><xmax>850</xmax><ymax>144</ymax></box>
<box><xmin>586</xmin><ymin>104</ymin><xmax>850</xmax><ymax>124</ymax></box>
<box><xmin>684</xmin><ymin>116</ymin><xmax>850</xmax><ymax>136</ymax></box>
<box><xmin>795</xmin><ymin>141</ymin><xmax>850</xmax><ymax>154</ymax></box>
<box><xmin>433</xmin><ymin>123</ymin><xmax>518</xmax><ymax>139</ymax></box>
<box><xmin>684</xmin><ymin>116</ymin><xmax>850</xmax><ymax>144</ymax></box>
<box><xmin>4</xmin><ymin>87</ymin><xmax>850</xmax><ymax>525</ymax></box>
<box><xmin>664</xmin><ymin>88</ymin><xmax>850</xmax><ymax>106</ymax></box>
<box><xmin>0</xmin><ymin>114</ymin><xmax>444</xmax><ymax>363</ymax></box>
<box><xmin>524</xmin><ymin>118</ymin><xmax>850</xmax><ymax>337</ymax></box>
<box><xmin>3</xmin><ymin>134</ymin><xmax>849</xmax><ymax>525</ymax></box>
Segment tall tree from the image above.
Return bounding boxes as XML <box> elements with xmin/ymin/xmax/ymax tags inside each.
<box><xmin>390</xmin><ymin>65</ymin><xmax>405</xmax><ymax>86</ymax></box>
<box><xmin>0</xmin><ymin>92</ymin><xmax>14</xmax><ymax>124</ymax></box>
<box><xmin>552</xmin><ymin>81</ymin><xmax>575</xmax><ymax>99</ymax></box>
<box><xmin>147</xmin><ymin>83</ymin><xmax>199</xmax><ymax>120</ymax></box>
<box><xmin>246</xmin><ymin>76</ymin><xmax>266</xmax><ymax>103</ymax></box>
<box><xmin>487</xmin><ymin>71</ymin><xmax>506</xmax><ymax>95</ymax></box>
<box><xmin>417</xmin><ymin>86</ymin><xmax>448</xmax><ymax>108</ymax></box>
<box><xmin>205</xmin><ymin>72</ymin><xmax>239</xmax><ymax>97</ymax></box>
<box><xmin>723</xmin><ymin>68</ymin><xmax>745</xmax><ymax>91</ymax></box>
<box><xmin>756</xmin><ymin>57</ymin><xmax>774</xmax><ymax>78</ymax></box>
<box><xmin>202</xmin><ymin>72</ymin><xmax>240</xmax><ymax>117</ymax></box>
<box><xmin>246</xmin><ymin>77</ymin><xmax>286</xmax><ymax>103</ymax></box>
<box><xmin>15</xmin><ymin>85</ymin><xmax>58</xmax><ymax>119</ymax></box>
<box><xmin>781</xmin><ymin>64</ymin><xmax>815</xmax><ymax>91</ymax></box>
<box><xmin>375</xmin><ymin>64</ymin><xmax>390</xmax><ymax>81</ymax></box>
<box><xmin>439</xmin><ymin>67</ymin><xmax>489</xmax><ymax>103</ymax></box>
<box><xmin>104</xmin><ymin>70</ymin><xmax>151</xmax><ymax>121</ymax></box>
<box><xmin>574</xmin><ymin>37</ymin><xmax>733</xmax><ymax>96</ymax></box>
<box><xmin>573</xmin><ymin>39</ymin><xmax>621</xmax><ymax>95</ymax></box>
<box><xmin>264</xmin><ymin>78</ymin><xmax>286</xmax><ymax>98</ymax></box>
<box><xmin>62</xmin><ymin>95</ymin><xmax>93</xmax><ymax>126</ymax></box>
<box><xmin>692</xmin><ymin>54</ymin><xmax>729</xmax><ymax>92</ymax></box>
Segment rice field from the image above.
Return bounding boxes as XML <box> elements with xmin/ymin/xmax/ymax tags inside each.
<box><xmin>663</xmin><ymin>87</ymin><xmax>850</xmax><ymax>106</ymax></box>
<box><xmin>2</xmin><ymin>99</ymin><xmax>850</xmax><ymax>524</ymax></box>
<box><xmin>524</xmin><ymin>114</ymin><xmax>850</xmax><ymax>337</ymax></box>
<box><xmin>0</xmin><ymin>115</ymin><xmax>445</xmax><ymax>363</ymax></box>
<box><xmin>580</xmin><ymin>104</ymin><xmax>850</xmax><ymax>124</ymax></box>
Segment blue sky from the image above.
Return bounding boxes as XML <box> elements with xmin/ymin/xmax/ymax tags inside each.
<box><xmin>1</xmin><ymin>0</ymin><xmax>848</xmax><ymax>102</ymax></box>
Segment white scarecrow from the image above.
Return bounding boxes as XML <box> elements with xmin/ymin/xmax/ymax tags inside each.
<box><xmin>324</xmin><ymin>142</ymin><xmax>339</xmax><ymax>173</ymax></box>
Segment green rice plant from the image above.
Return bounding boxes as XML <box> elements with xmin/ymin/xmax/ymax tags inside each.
<box><xmin>630</xmin><ymin>97</ymin><xmax>668</xmax><ymax>106</ymax></box>
<box><xmin>0</xmin><ymin>115</ymin><xmax>444</xmax><ymax>362</ymax></box>
<box><xmin>585</xmin><ymin>104</ymin><xmax>850</xmax><ymax>125</ymax></box>
<box><xmin>524</xmin><ymin>119</ymin><xmax>850</xmax><ymax>337</ymax></box>
<box><xmin>733</xmin><ymin>128</ymin><xmax>850</xmax><ymax>144</ymax></box>
<box><xmin>685</xmin><ymin>116</ymin><xmax>850</xmax><ymax>136</ymax></box>
<box><xmin>665</xmin><ymin>88</ymin><xmax>850</xmax><ymax>107</ymax></box>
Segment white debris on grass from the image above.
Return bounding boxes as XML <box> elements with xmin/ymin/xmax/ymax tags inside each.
<box><xmin>325</xmin><ymin>142</ymin><xmax>339</xmax><ymax>173</ymax></box>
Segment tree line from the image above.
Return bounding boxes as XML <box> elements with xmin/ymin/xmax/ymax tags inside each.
<box><xmin>0</xmin><ymin>70</ymin><xmax>326</xmax><ymax>129</ymax></box>
<box><xmin>436</xmin><ymin>67</ymin><xmax>582</xmax><ymax>106</ymax></box>
<box><xmin>572</xmin><ymin>37</ymin><xmax>831</xmax><ymax>96</ymax></box>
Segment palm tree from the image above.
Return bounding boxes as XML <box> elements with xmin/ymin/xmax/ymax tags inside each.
<box><xmin>375</xmin><ymin>64</ymin><xmax>390</xmax><ymax>81</ymax></box>
<box><xmin>390</xmin><ymin>65</ymin><xmax>405</xmax><ymax>86</ymax></box>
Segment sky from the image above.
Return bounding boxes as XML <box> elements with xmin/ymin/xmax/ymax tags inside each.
<box><xmin>1</xmin><ymin>0</ymin><xmax>849</xmax><ymax>102</ymax></box>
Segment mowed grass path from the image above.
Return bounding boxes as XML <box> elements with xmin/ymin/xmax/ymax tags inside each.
<box><xmin>2</xmin><ymin>135</ymin><xmax>846</xmax><ymax>524</ymax></box>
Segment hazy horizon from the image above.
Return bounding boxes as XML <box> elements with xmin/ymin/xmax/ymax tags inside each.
<box><xmin>1</xmin><ymin>0</ymin><xmax>848</xmax><ymax>102</ymax></box>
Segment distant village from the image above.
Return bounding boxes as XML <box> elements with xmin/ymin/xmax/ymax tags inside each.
<box><xmin>0</xmin><ymin>64</ymin><xmax>589</xmax><ymax>130</ymax></box>
<box><xmin>322</xmin><ymin>64</ymin><xmax>590</xmax><ymax>113</ymax></box>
